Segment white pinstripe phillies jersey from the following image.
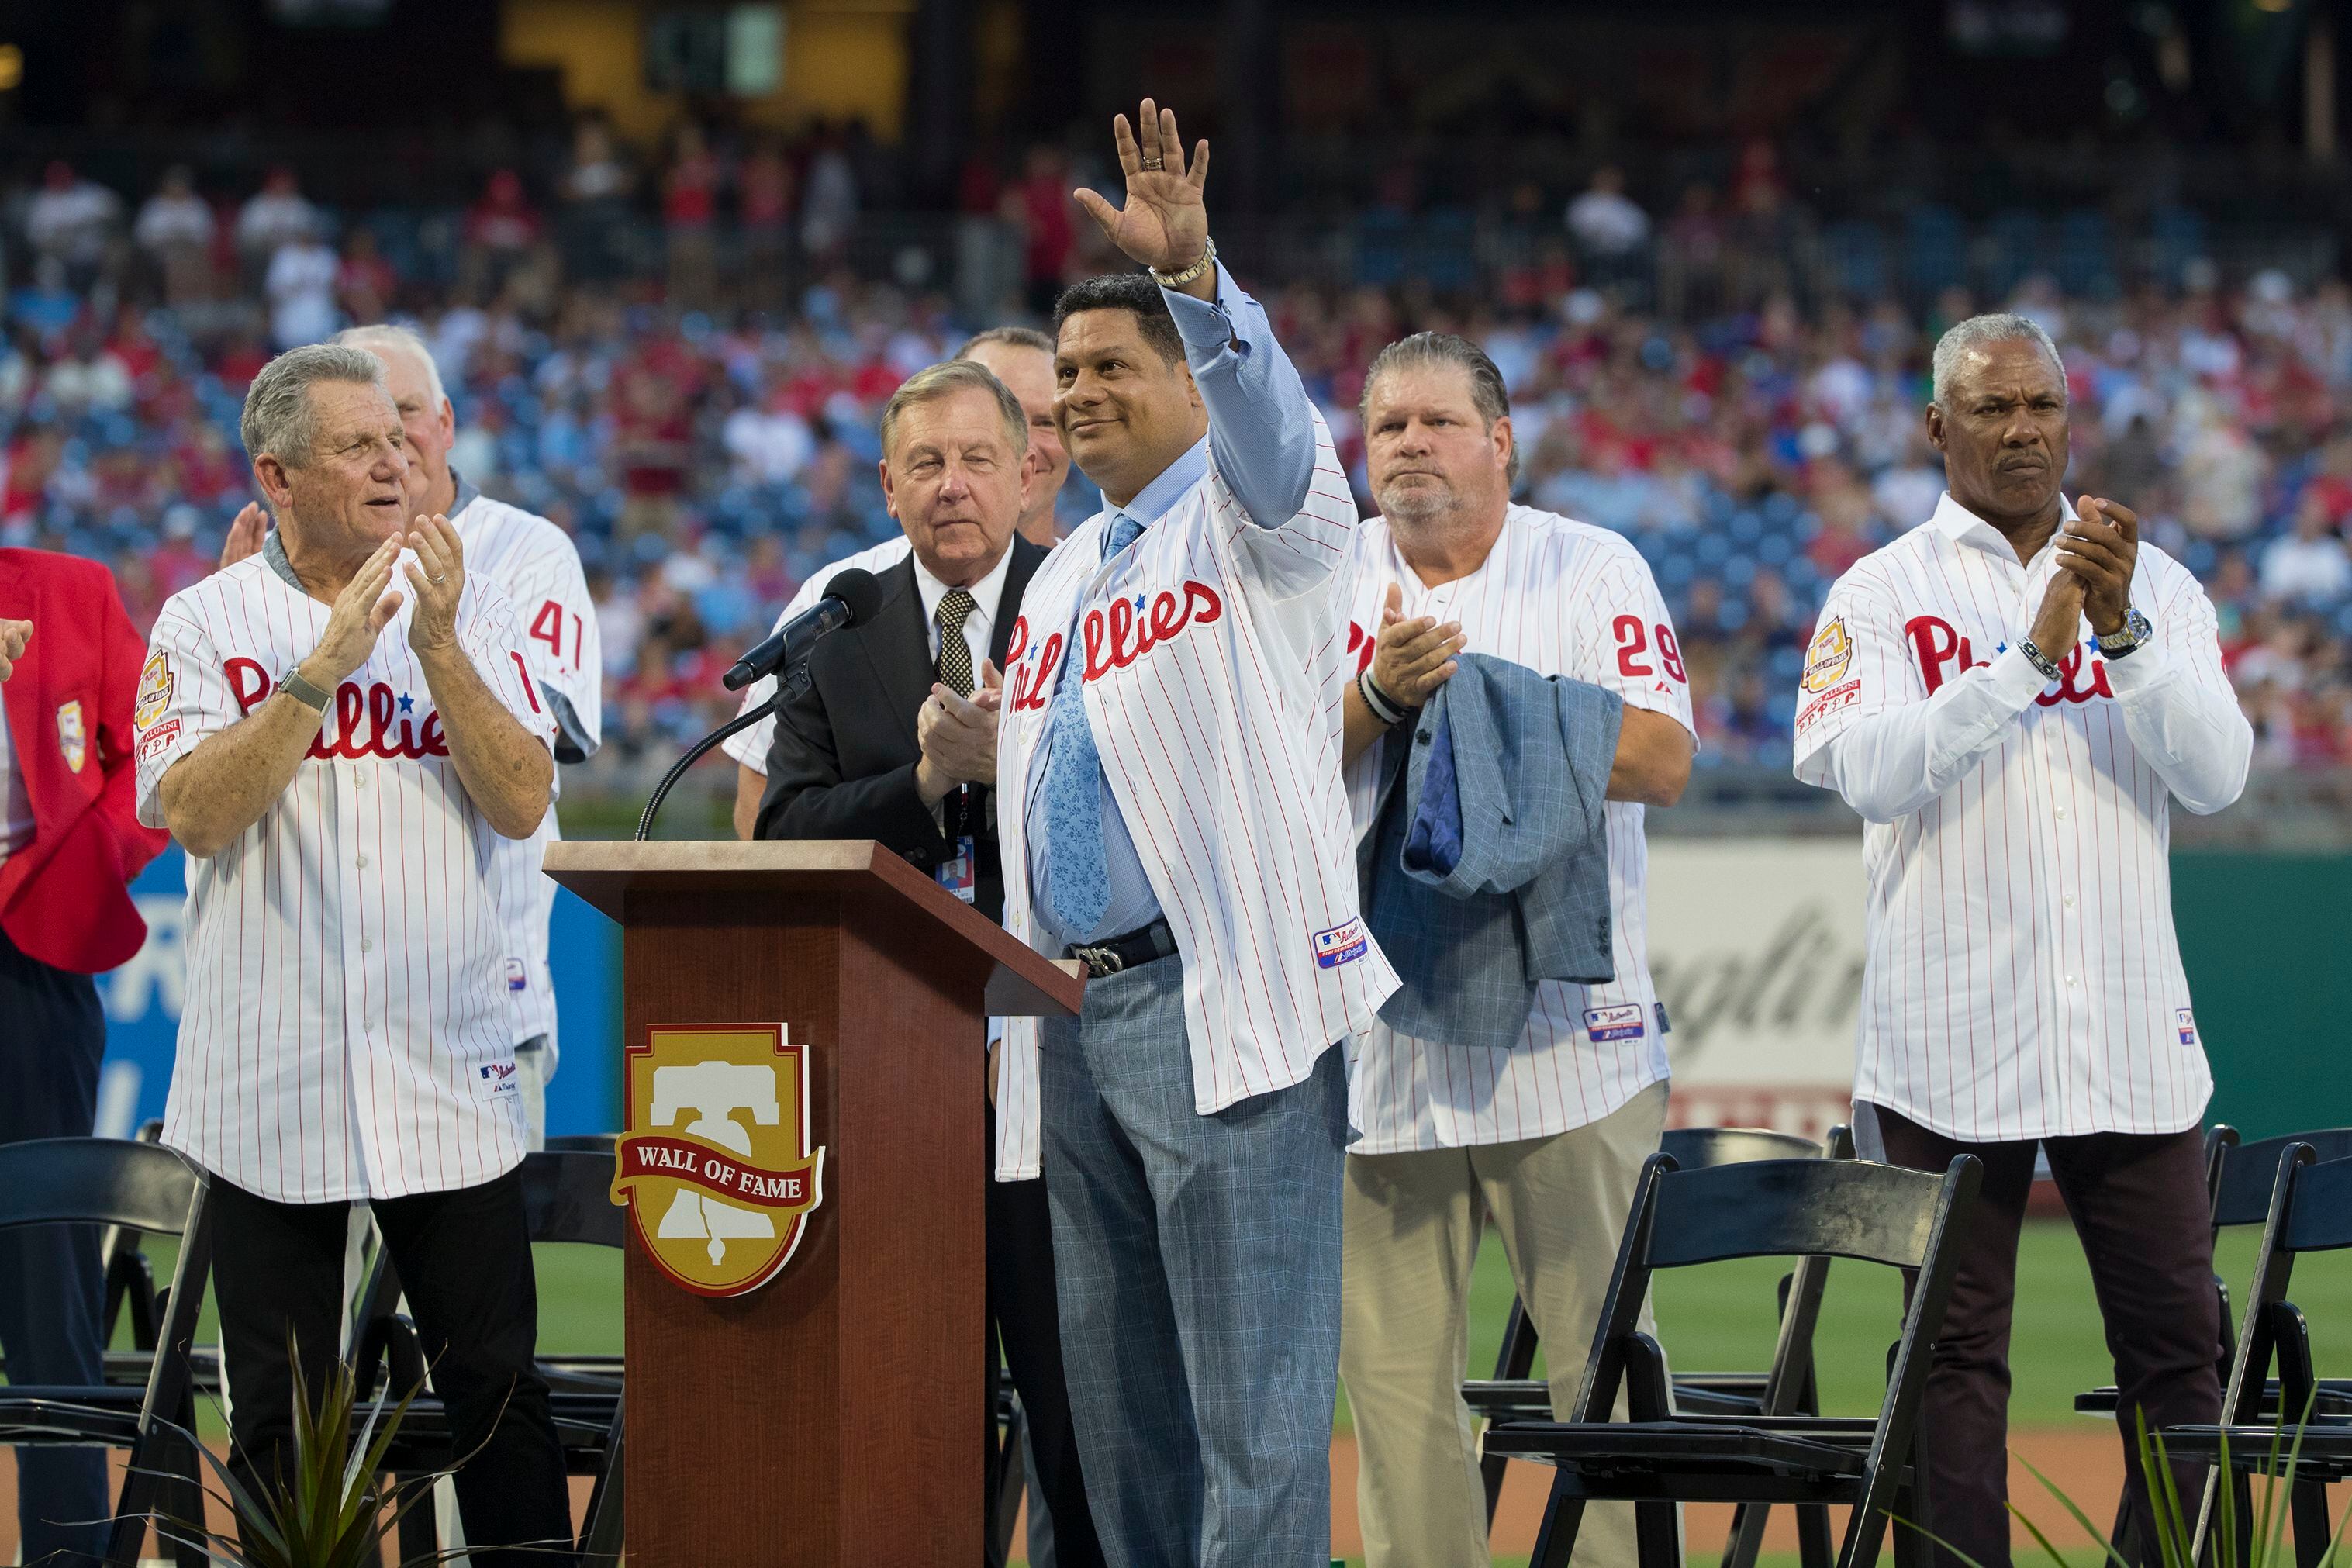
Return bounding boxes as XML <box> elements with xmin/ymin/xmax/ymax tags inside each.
<box><xmin>452</xmin><ymin>488</ymin><xmax>602</xmax><ymax>1059</ymax></box>
<box><xmin>720</xmin><ymin>535</ymin><xmax>914</xmax><ymax>774</ymax></box>
<box><xmin>991</xmin><ymin>408</ymin><xmax>1400</xmax><ymax>1180</ymax></box>
<box><xmin>1340</xmin><ymin>506</ymin><xmax>1694</xmax><ymax>1152</ymax></box>
<box><xmin>133</xmin><ymin>551</ymin><xmax>556</xmax><ymax>1203</ymax></box>
<box><xmin>1794</xmin><ymin>492</ymin><xmax>2252</xmax><ymax>1142</ymax></box>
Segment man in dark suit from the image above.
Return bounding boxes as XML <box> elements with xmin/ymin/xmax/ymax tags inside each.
<box><xmin>755</xmin><ymin>358</ymin><xmax>1101</xmax><ymax>1568</ymax></box>
<box><xmin>0</xmin><ymin>552</ymin><xmax>171</xmax><ymax>1565</ymax></box>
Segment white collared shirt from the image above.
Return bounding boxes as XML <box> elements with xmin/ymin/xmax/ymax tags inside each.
<box><xmin>133</xmin><ymin>552</ymin><xmax>556</xmax><ymax>1203</ymax></box>
<box><xmin>910</xmin><ymin>542</ymin><xmax>1014</xmax><ymax>678</ymax></box>
<box><xmin>1793</xmin><ymin>491</ymin><xmax>2252</xmax><ymax>1141</ymax></box>
<box><xmin>722</xmin><ymin>537</ymin><xmax>914</xmax><ymax>775</ymax></box>
<box><xmin>1341</xmin><ymin>506</ymin><xmax>1694</xmax><ymax>1152</ymax></box>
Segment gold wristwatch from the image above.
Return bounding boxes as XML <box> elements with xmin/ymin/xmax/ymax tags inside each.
<box><xmin>1149</xmin><ymin>236</ymin><xmax>1217</xmax><ymax>289</ymax></box>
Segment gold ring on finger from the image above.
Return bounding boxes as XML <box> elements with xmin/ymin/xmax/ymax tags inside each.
<box><xmin>1141</xmin><ymin>157</ymin><xmax>1164</xmax><ymax>171</ymax></box>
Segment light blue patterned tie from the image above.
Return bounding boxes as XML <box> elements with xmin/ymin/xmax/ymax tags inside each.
<box><xmin>1041</xmin><ymin>513</ymin><xmax>1143</xmax><ymax>936</ymax></box>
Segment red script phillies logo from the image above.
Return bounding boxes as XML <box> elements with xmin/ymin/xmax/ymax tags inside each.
<box><xmin>226</xmin><ymin>657</ymin><xmax>451</xmax><ymax>759</ymax></box>
<box><xmin>1007</xmin><ymin>579</ymin><xmax>1224</xmax><ymax>713</ymax></box>
<box><xmin>1906</xmin><ymin>616</ymin><xmax>2113</xmax><ymax>706</ymax></box>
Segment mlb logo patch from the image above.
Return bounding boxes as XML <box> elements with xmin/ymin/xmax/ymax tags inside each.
<box><xmin>476</xmin><ymin>1059</ymin><xmax>520</xmax><ymax>1100</ymax></box>
<box><xmin>505</xmin><ymin>957</ymin><xmax>528</xmax><ymax>993</ymax></box>
<box><xmin>1584</xmin><ymin>1003</ymin><xmax>1648</xmax><ymax>1042</ymax></box>
<box><xmin>2176</xmin><ymin>1008</ymin><xmax>2199</xmax><ymax>1049</ymax></box>
<box><xmin>1313</xmin><ymin>919</ymin><xmax>1367</xmax><ymax>969</ymax></box>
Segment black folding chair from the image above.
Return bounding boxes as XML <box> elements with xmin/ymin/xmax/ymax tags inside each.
<box><xmin>992</xmin><ymin>1384</ymin><xmax>1031</xmax><ymax>1566</ymax></box>
<box><xmin>1486</xmin><ymin>1149</ymin><xmax>1984</xmax><ymax>1568</ymax></box>
<box><xmin>1469</xmin><ymin>1124</ymin><xmax>1856</xmax><ymax>1568</ymax></box>
<box><xmin>2076</xmin><ymin>1125</ymin><xmax>2352</xmax><ymax>1423</ymax></box>
<box><xmin>358</xmin><ymin>1149</ymin><xmax>626</xmax><ymax>1564</ymax></box>
<box><xmin>2164</xmin><ymin>1147</ymin><xmax>2352</xmax><ymax>1568</ymax></box>
<box><xmin>0</xmin><ymin>1137</ymin><xmax>214</xmax><ymax>1568</ymax></box>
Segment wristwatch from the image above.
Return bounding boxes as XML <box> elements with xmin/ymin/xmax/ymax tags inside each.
<box><xmin>279</xmin><ymin>667</ymin><xmax>333</xmax><ymax>713</ymax></box>
<box><xmin>2096</xmin><ymin>607</ymin><xmax>2153</xmax><ymax>661</ymax></box>
<box><xmin>1148</xmin><ymin>235</ymin><xmax>1217</xmax><ymax>290</ymax></box>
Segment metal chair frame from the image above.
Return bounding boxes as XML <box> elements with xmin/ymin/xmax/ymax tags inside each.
<box><xmin>0</xmin><ymin>1138</ymin><xmax>215</xmax><ymax>1568</ymax></box>
<box><xmin>1486</xmin><ymin>1150</ymin><xmax>1984</xmax><ymax>1568</ymax></box>
<box><xmin>1469</xmin><ymin>1124</ymin><xmax>1854</xmax><ymax>1568</ymax></box>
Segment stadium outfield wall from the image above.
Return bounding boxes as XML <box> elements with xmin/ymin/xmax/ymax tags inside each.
<box><xmin>94</xmin><ymin>842</ymin><xmax>2351</xmax><ymax>1146</ymax></box>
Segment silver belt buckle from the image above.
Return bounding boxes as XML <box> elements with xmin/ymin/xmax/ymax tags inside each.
<box><xmin>1073</xmin><ymin>944</ymin><xmax>1126</xmax><ymax>978</ymax></box>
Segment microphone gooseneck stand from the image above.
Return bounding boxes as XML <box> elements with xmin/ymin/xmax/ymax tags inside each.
<box><xmin>633</xmin><ymin>665</ymin><xmax>807</xmax><ymax>841</ymax></box>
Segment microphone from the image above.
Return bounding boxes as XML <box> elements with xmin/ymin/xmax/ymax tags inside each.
<box><xmin>722</xmin><ymin>568</ymin><xmax>886</xmax><ymax>692</ymax></box>
<box><xmin>635</xmin><ymin>566</ymin><xmax>886</xmax><ymax>841</ymax></box>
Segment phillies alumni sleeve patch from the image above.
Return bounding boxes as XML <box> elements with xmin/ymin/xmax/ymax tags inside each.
<box><xmin>1314</xmin><ymin>918</ymin><xmax>1368</xmax><ymax>968</ymax></box>
<box><xmin>133</xmin><ymin>651</ymin><xmax>175</xmax><ymax>729</ymax></box>
<box><xmin>1802</xmin><ymin>617</ymin><xmax>1854</xmax><ymax>693</ymax></box>
<box><xmin>2176</xmin><ymin>1009</ymin><xmax>2200</xmax><ymax>1049</ymax></box>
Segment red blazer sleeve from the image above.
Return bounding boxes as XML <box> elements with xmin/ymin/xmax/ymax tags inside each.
<box><xmin>0</xmin><ymin>552</ymin><xmax>171</xmax><ymax>974</ymax></box>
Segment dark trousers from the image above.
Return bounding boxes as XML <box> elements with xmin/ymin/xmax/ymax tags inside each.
<box><xmin>1872</xmin><ymin>1105</ymin><xmax>2222</xmax><ymax>1568</ymax></box>
<box><xmin>987</xmin><ymin>1108</ymin><xmax>1105</xmax><ymax>1568</ymax></box>
<box><xmin>0</xmin><ymin>923</ymin><xmax>109</xmax><ymax>1567</ymax></box>
<box><xmin>209</xmin><ymin>1169</ymin><xmax>574</xmax><ymax>1565</ymax></box>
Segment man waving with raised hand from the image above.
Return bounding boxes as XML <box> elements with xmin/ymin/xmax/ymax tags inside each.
<box><xmin>991</xmin><ymin>101</ymin><xmax>1396</xmax><ymax>1568</ymax></box>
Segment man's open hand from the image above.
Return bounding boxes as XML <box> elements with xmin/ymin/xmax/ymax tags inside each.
<box><xmin>1074</xmin><ymin>99</ymin><xmax>1211</xmax><ymax>280</ymax></box>
<box><xmin>915</xmin><ymin>658</ymin><xmax>1003</xmax><ymax>806</ymax></box>
<box><xmin>2055</xmin><ymin>496</ymin><xmax>2140</xmax><ymax>637</ymax></box>
<box><xmin>219</xmin><ymin>502</ymin><xmax>267</xmax><ymax>569</ymax></box>
<box><xmin>1369</xmin><ymin>582</ymin><xmax>1466</xmax><ymax>710</ymax></box>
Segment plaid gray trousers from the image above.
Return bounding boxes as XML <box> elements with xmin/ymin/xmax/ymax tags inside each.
<box><xmin>1041</xmin><ymin>952</ymin><xmax>1348</xmax><ymax>1568</ymax></box>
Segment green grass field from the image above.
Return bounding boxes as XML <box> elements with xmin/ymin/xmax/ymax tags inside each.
<box><xmin>98</xmin><ymin>1215</ymin><xmax>2352</xmax><ymax>1435</ymax></box>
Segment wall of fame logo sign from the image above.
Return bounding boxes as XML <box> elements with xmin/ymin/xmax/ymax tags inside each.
<box><xmin>611</xmin><ymin>1024</ymin><xmax>826</xmax><ymax>1298</ymax></box>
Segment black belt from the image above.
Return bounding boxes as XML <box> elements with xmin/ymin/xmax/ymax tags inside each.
<box><xmin>1064</xmin><ymin>918</ymin><xmax>1176</xmax><ymax>979</ymax></box>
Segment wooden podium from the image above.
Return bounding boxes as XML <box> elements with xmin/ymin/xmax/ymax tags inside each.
<box><xmin>545</xmin><ymin>840</ymin><xmax>1084</xmax><ymax>1566</ymax></box>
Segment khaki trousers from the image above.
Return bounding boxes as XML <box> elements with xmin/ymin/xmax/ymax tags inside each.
<box><xmin>1341</xmin><ymin>1080</ymin><xmax>1671</xmax><ymax>1568</ymax></box>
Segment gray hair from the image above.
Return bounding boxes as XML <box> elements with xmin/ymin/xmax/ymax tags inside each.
<box><xmin>334</xmin><ymin>322</ymin><xmax>448</xmax><ymax>409</ymax></box>
<box><xmin>1931</xmin><ymin>313</ymin><xmax>2066</xmax><ymax>410</ymax></box>
<box><xmin>1360</xmin><ymin>332</ymin><xmax>1520</xmax><ymax>483</ymax></box>
<box><xmin>239</xmin><ymin>344</ymin><xmax>390</xmax><ymax>466</ymax></box>
<box><xmin>879</xmin><ymin>359</ymin><xmax>1028</xmax><ymax>459</ymax></box>
<box><xmin>955</xmin><ymin>324</ymin><xmax>1054</xmax><ymax>359</ymax></box>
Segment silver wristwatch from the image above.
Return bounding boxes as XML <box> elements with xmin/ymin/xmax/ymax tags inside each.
<box><xmin>2096</xmin><ymin>606</ymin><xmax>2153</xmax><ymax>661</ymax></box>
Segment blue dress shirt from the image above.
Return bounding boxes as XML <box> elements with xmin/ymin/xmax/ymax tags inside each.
<box><xmin>1027</xmin><ymin>264</ymin><xmax>1319</xmax><ymax>948</ymax></box>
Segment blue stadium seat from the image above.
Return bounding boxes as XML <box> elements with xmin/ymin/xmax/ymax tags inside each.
<box><xmin>1822</xmin><ymin>220</ymin><xmax>1889</xmax><ymax>301</ymax></box>
<box><xmin>1903</xmin><ymin>205</ymin><xmax>1967</xmax><ymax>300</ymax></box>
<box><xmin>2055</xmin><ymin>209</ymin><xmax>2117</xmax><ymax>298</ymax></box>
<box><xmin>1983</xmin><ymin>209</ymin><xmax>2046</xmax><ymax>300</ymax></box>
<box><xmin>1355</xmin><ymin>210</ymin><xmax>1410</xmax><ymax>288</ymax></box>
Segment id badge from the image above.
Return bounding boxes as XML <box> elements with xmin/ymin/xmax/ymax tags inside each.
<box><xmin>937</xmin><ymin>835</ymin><xmax>978</xmax><ymax>903</ymax></box>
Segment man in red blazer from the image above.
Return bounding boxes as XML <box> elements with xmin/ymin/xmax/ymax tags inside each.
<box><xmin>0</xmin><ymin>548</ymin><xmax>169</xmax><ymax>1564</ymax></box>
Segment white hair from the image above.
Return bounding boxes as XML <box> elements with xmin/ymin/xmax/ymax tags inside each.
<box><xmin>333</xmin><ymin>322</ymin><xmax>448</xmax><ymax>409</ymax></box>
<box><xmin>1931</xmin><ymin>313</ymin><xmax>2066</xmax><ymax>410</ymax></box>
<box><xmin>239</xmin><ymin>344</ymin><xmax>389</xmax><ymax>465</ymax></box>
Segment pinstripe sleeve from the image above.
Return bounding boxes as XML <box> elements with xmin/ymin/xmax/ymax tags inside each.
<box><xmin>2101</xmin><ymin>560</ymin><xmax>2251</xmax><ymax>815</ymax></box>
<box><xmin>459</xmin><ymin>576</ymin><xmax>560</xmax><ymax>763</ymax></box>
<box><xmin>133</xmin><ymin>603</ymin><xmax>237</xmax><ymax>828</ymax></box>
<box><xmin>1793</xmin><ymin>565</ymin><xmax>2046</xmax><ymax>822</ymax></box>
<box><xmin>498</xmin><ymin>528</ymin><xmax>602</xmax><ymax>761</ymax></box>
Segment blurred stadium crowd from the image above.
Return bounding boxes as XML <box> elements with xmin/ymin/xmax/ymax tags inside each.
<box><xmin>5</xmin><ymin>133</ymin><xmax>2351</xmax><ymax>782</ymax></box>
